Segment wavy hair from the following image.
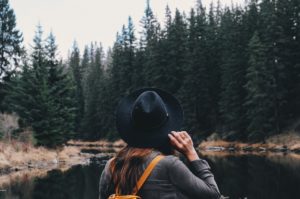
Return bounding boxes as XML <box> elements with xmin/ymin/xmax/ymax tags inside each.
<box><xmin>109</xmin><ymin>146</ymin><xmax>153</xmax><ymax>194</ymax></box>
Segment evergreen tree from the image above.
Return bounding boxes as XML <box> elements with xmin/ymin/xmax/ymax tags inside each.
<box><xmin>25</xmin><ymin>25</ymin><xmax>53</xmax><ymax>145</ymax></box>
<box><xmin>0</xmin><ymin>0</ymin><xmax>23</xmax><ymax>111</ymax></box>
<box><xmin>139</xmin><ymin>0</ymin><xmax>160</xmax><ymax>49</ymax></box>
<box><xmin>178</xmin><ymin>8</ymin><xmax>201</xmax><ymax>133</ymax></box>
<box><xmin>290</xmin><ymin>0</ymin><xmax>300</xmax><ymax>119</ymax></box>
<box><xmin>259</xmin><ymin>0</ymin><xmax>288</xmax><ymax>133</ymax></box>
<box><xmin>0</xmin><ymin>0</ymin><xmax>23</xmax><ymax>78</ymax></box>
<box><xmin>274</xmin><ymin>0</ymin><xmax>300</xmax><ymax>124</ymax></box>
<box><xmin>179</xmin><ymin>6</ymin><xmax>210</xmax><ymax>133</ymax></box>
<box><xmin>244</xmin><ymin>32</ymin><xmax>275</xmax><ymax>140</ymax></box>
<box><xmin>5</xmin><ymin>26</ymin><xmax>75</xmax><ymax>147</ymax></box>
<box><xmin>205</xmin><ymin>2</ymin><xmax>222</xmax><ymax>131</ymax></box>
<box><xmin>81</xmin><ymin>44</ymin><xmax>104</xmax><ymax>139</ymax></box>
<box><xmin>218</xmin><ymin>8</ymin><xmax>248</xmax><ymax>138</ymax></box>
<box><xmin>81</xmin><ymin>45</ymin><xmax>90</xmax><ymax>96</ymax></box>
<box><xmin>45</xmin><ymin>32</ymin><xmax>76</xmax><ymax>143</ymax></box>
<box><xmin>124</xmin><ymin>17</ymin><xmax>136</xmax><ymax>91</ymax></box>
<box><xmin>70</xmin><ymin>41</ymin><xmax>84</xmax><ymax>132</ymax></box>
<box><xmin>164</xmin><ymin>5</ymin><xmax>172</xmax><ymax>30</ymax></box>
<box><xmin>140</xmin><ymin>0</ymin><xmax>162</xmax><ymax>87</ymax></box>
<box><xmin>162</xmin><ymin>9</ymin><xmax>187</xmax><ymax>93</ymax></box>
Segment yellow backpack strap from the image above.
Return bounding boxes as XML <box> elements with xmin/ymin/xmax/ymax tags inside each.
<box><xmin>132</xmin><ymin>155</ymin><xmax>164</xmax><ymax>195</ymax></box>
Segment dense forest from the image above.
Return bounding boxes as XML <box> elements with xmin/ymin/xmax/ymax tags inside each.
<box><xmin>0</xmin><ymin>0</ymin><xmax>300</xmax><ymax>147</ymax></box>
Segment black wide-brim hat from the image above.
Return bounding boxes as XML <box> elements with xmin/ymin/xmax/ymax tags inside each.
<box><xmin>116</xmin><ymin>88</ymin><xmax>184</xmax><ymax>148</ymax></box>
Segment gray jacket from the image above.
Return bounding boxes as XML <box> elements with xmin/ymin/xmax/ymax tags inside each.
<box><xmin>99</xmin><ymin>150</ymin><xmax>221</xmax><ymax>199</ymax></box>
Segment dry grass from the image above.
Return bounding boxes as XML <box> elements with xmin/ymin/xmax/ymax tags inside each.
<box><xmin>199</xmin><ymin>140</ymin><xmax>233</xmax><ymax>148</ymax></box>
<box><xmin>199</xmin><ymin>150</ymin><xmax>269</xmax><ymax>157</ymax></box>
<box><xmin>198</xmin><ymin>131</ymin><xmax>300</xmax><ymax>153</ymax></box>
<box><xmin>266</xmin><ymin>131</ymin><xmax>300</xmax><ymax>150</ymax></box>
<box><xmin>57</xmin><ymin>145</ymin><xmax>90</xmax><ymax>166</ymax></box>
<box><xmin>67</xmin><ymin>139</ymin><xmax>126</xmax><ymax>154</ymax></box>
<box><xmin>0</xmin><ymin>141</ymin><xmax>94</xmax><ymax>171</ymax></box>
<box><xmin>199</xmin><ymin>140</ymin><xmax>283</xmax><ymax>151</ymax></box>
<box><xmin>0</xmin><ymin>141</ymin><xmax>57</xmax><ymax>170</ymax></box>
<box><xmin>67</xmin><ymin>139</ymin><xmax>126</xmax><ymax>147</ymax></box>
<box><xmin>0</xmin><ymin>139</ymin><xmax>120</xmax><ymax>186</ymax></box>
<box><xmin>0</xmin><ymin>139</ymin><xmax>123</xmax><ymax>172</ymax></box>
<box><xmin>290</xmin><ymin>143</ymin><xmax>300</xmax><ymax>151</ymax></box>
<box><xmin>67</xmin><ymin>139</ymin><xmax>111</xmax><ymax>146</ymax></box>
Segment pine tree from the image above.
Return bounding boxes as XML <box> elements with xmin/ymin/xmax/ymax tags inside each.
<box><xmin>118</xmin><ymin>18</ymin><xmax>136</xmax><ymax>92</ymax></box>
<box><xmin>25</xmin><ymin>25</ymin><xmax>53</xmax><ymax>145</ymax></box>
<box><xmin>0</xmin><ymin>0</ymin><xmax>23</xmax><ymax>111</ymax></box>
<box><xmin>139</xmin><ymin>0</ymin><xmax>160</xmax><ymax>49</ymax></box>
<box><xmin>205</xmin><ymin>2</ymin><xmax>222</xmax><ymax>131</ymax></box>
<box><xmin>178</xmin><ymin>8</ymin><xmax>201</xmax><ymax>133</ymax></box>
<box><xmin>81</xmin><ymin>44</ymin><xmax>104</xmax><ymax>139</ymax></box>
<box><xmin>259</xmin><ymin>0</ymin><xmax>288</xmax><ymax>133</ymax></box>
<box><xmin>5</xmin><ymin>26</ymin><xmax>75</xmax><ymax>147</ymax></box>
<box><xmin>244</xmin><ymin>32</ymin><xmax>275</xmax><ymax>140</ymax></box>
<box><xmin>164</xmin><ymin>5</ymin><xmax>172</xmax><ymax>30</ymax></box>
<box><xmin>290</xmin><ymin>0</ymin><xmax>300</xmax><ymax>119</ymax></box>
<box><xmin>274</xmin><ymin>0</ymin><xmax>300</xmax><ymax>124</ymax></box>
<box><xmin>70</xmin><ymin>41</ymin><xmax>84</xmax><ymax>132</ymax></box>
<box><xmin>139</xmin><ymin>0</ymin><xmax>162</xmax><ymax>88</ymax></box>
<box><xmin>124</xmin><ymin>17</ymin><xmax>136</xmax><ymax>91</ymax></box>
<box><xmin>179</xmin><ymin>6</ymin><xmax>210</xmax><ymax>133</ymax></box>
<box><xmin>218</xmin><ymin>8</ymin><xmax>248</xmax><ymax>138</ymax></box>
<box><xmin>81</xmin><ymin>45</ymin><xmax>90</xmax><ymax>96</ymax></box>
<box><xmin>45</xmin><ymin>32</ymin><xmax>76</xmax><ymax>143</ymax></box>
<box><xmin>0</xmin><ymin>0</ymin><xmax>23</xmax><ymax>78</ymax></box>
<box><xmin>163</xmin><ymin>9</ymin><xmax>187</xmax><ymax>93</ymax></box>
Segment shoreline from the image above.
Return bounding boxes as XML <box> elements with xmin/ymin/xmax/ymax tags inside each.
<box><xmin>1</xmin><ymin>134</ymin><xmax>300</xmax><ymax>186</ymax></box>
<box><xmin>198</xmin><ymin>132</ymin><xmax>300</xmax><ymax>154</ymax></box>
<box><xmin>0</xmin><ymin>139</ymin><xmax>125</xmax><ymax>176</ymax></box>
<box><xmin>0</xmin><ymin>139</ymin><xmax>124</xmax><ymax>187</ymax></box>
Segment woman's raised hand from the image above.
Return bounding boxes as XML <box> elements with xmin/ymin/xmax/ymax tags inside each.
<box><xmin>168</xmin><ymin>131</ymin><xmax>199</xmax><ymax>161</ymax></box>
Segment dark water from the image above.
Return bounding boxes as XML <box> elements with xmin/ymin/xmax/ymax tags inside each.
<box><xmin>0</xmin><ymin>163</ymin><xmax>105</xmax><ymax>199</ymax></box>
<box><xmin>1</xmin><ymin>154</ymin><xmax>300</xmax><ymax>199</ymax></box>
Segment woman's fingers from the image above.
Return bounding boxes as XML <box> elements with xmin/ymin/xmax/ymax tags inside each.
<box><xmin>179</xmin><ymin>131</ymin><xmax>186</xmax><ymax>141</ymax></box>
<box><xmin>172</xmin><ymin>131</ymin><xmax>183</xmax><ymax>141</ymax></box>
<box><xmin>176</xmin><ymin>131</ymin><xmax>189</xmax><ymax>144</ymax></box>
<box><xmin>169</xmin><ymin>131</ymin><xmax>190</xmax><ymax>149</ymax></box>
<box><xmin>182</xmin><ymin>131</ymin><xmax>192</xmax><ymax>143</ymax></box>
<box><xmin>182</xmin><ymin>131</ymin><xmax>190</xmax><ymax>139</ymax></box>
<box><xmin>168</xmin><ymin>133</ymin><xmax>183</xmax><ymax>149</ymax></box>
<box><xmin>169</xmin><ymin>131</ymin><xmax>199</xmax><ymax>161</ymax></box>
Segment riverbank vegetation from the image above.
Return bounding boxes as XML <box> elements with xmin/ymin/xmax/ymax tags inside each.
<box><xmin>0</xmin><ymin>139</ymin><xmax>91</xmax><ymax>173</ymax></box>
<box><xmin>199</xmin><ymin>131</ymin><xmax>300</xmax><ymax>153</ymax></box>
<box><xmin>1</xmin><ymin>0</ymin><xmax>300</xmax><ymax>149</ymax></box>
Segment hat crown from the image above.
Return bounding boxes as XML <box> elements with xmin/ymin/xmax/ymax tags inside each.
<box><xmin>131</xmin><ymin>91</ymin><xmax>169</xmax><ymax>130</ymax></box>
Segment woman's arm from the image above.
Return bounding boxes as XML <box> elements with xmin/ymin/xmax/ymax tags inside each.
<box><xmin>168</xmin><ymin>131</ymin><xmax>221</xmax><ymax>199</ymax></box>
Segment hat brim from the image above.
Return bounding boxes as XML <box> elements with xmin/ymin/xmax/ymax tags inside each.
<box><xmin>116</xmin><ymin>88</ymin><xmax>184</xmax><ymax>148</ymax></box>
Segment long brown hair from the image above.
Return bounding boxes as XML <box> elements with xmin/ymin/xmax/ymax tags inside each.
<box><xmin>109</xmin><ymin>146</ymin><xmax>154</xmax><ymax>195</ymax></box>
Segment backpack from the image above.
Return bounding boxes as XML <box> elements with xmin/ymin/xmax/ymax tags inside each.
<box><xmin>108</xmin><ymin>155</ymin><xmax>164</xmax><ymax>199</ymax></box>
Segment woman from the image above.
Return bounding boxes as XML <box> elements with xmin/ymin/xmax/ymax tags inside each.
<box><xmin>99</xmin><ymin>88</ymin><xmax>221</xmax><ymax>199</ymax></box>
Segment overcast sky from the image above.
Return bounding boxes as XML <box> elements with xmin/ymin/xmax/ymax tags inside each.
<box><xmin>10</xmin><ymin>0</ymin><xmax>242</xmax><ymax>59</ymax></box>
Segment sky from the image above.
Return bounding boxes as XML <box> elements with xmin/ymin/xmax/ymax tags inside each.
<box><xmin>10</xmin><ymin>0</ymin><xmax>242</xmax><ymax>60</ymax></box>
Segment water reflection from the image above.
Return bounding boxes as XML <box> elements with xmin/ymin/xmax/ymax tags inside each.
<box><xmin>1</xmin><ymin>154</ymin><xmax>300</xmax><ymax>199</ymax></box>
<box><xmin>0</xmin><ymin>163</ymin><xmax>104</xmax><ymax>199</ymax></box>
<box><xmin>205</xmin><ymin>154</ymin><xmax>300</xmax><ymax>199</ymax></box>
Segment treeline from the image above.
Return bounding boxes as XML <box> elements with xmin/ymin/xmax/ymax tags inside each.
<box><xmin>1</xmin><ymin>0</ymin><xmax>300</xmax><ymax>147</ymax></box>
<box><xmin>71</xmin><ymin>0</ymin><xmax>300</xmax><ymax>142</ymax></box>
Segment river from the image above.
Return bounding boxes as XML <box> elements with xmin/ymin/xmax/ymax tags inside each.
<box><xmin>1</xmin><ymin>151</ymin><xmax>300</xmax><ymax>199</ymax></box>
